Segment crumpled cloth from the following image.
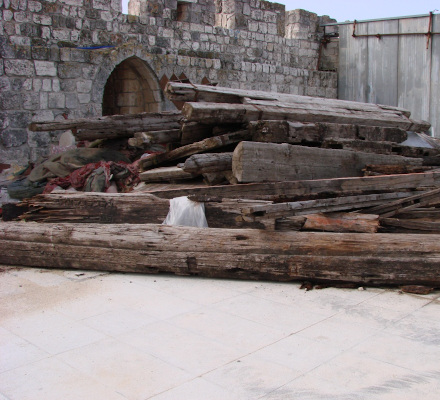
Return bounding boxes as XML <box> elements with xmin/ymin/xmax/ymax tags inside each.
<box><xmin>28</xmin><ymin>148</ymin><xmax>130</xmax><ymax>183</ymax></box>
<box><xmin>44</xmin><ymin>161</ymin><xmax>140</xmax><ymax>194</ymax></box>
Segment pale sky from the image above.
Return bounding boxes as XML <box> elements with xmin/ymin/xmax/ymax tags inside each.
<box><xmin>122</xmin><ymin>0</ymin><xmax>439</xmax><ymax>23</ymax></box>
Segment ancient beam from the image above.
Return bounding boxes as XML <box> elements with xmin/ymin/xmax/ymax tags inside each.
<box><xmin>2</xmin><ymin>222</ymin><xmax>440</xmax><ymax>286</ymax></box>
<box><xmin>232</xmin><ymin>141</ymin><xmax>422</xmax><ymax>183</ymax></box>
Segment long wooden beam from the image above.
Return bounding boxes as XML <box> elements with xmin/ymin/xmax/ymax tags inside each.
<box><xmin>182</xmin><ymin>102</ymin><xmax>429</xmax><ymax>131</ymax></box>
<box><xmin>1</xmin><ymin>222</ymin><xmax>440</xmax><ymax>286</ymax></box>
<box><xmin>144</xmin><ymin>172</ymin><xmax>440</xmax><ymax>201</ymax></box>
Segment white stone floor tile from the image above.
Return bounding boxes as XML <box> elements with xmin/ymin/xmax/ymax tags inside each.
<box><xmin>213</xmin><ymin>293</ymin><xmax>332</xmax><ymax>334</ymax></box>
<box><xmin>2</xmin><ymin>310</ymin><xmax>106</xmax><ymax>355</ymax></box>
<box><xmin>249</xmin><ymin>334</ymin><xmax>343</xmax><ymax>373</ymax></box>
<box><xmin>202</xmin><ymin>353</ymin><xmax>302</xmax><ymax>399</ymax></box>
<box><xmin>118</xmin><ymin>320</ymin><xmax>244</xmax><ymax>376</ymax></box>
<box><xmin>169</xmin><ymin>308</ymin><xmax>286</xmax><ymax>353</ymax></box>
<box><xmin>0</xmin><ymin>327</ymin><xmax>49</xmax><ymax>373</ymax></box>
<box><xmin>297</xmin><ymin>314</ymin><xmax>380</xmax><ymax>350</ymax></box>
<box><xmin>81</xmin><ymin>308</ymin><xmax>158</xmax><ymax>337</ymax></box>
<box><xmin>150</xmin><ymin>377</ymin><xmax>242</xmax><ymax>400</ymax></box>
<box><xmin>351</xmin><ymin>331</ymin><xmax>440</xmax><ymax>373</ymax></box>
<box><xmin>57</xmin><ymin>338</ymin><xmax>191</xmax><ymax>399</ymax></box>
<box><xmin>0</xmin><ymin>357</ymin><xmax>128</xmax><ymax>400</ymax></box>
<box><xmin>1</xmin><ymin>267</ymin><xmax>439</xmax><ymax>400</ymax></box>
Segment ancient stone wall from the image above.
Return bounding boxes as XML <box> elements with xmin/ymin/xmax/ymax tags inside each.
<box><xmin>0</xmin><ymin>0</ymin><xmax>338</xmax><ymax>165</ymax></box>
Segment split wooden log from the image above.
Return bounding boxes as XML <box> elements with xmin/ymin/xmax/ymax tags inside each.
<box><xmin>181</xmin><ymin>153</ymin><xmax>233</xmax><ymax>174</ymax></box>
<box><xmin>380</xmin><ymin>218</ymin><xmax>440</xmax><ymax>233</ymax></box>
<box><xmin>165</xmin><ymin>82</ymin><xmax>413</xmax><ymax>119</ymax></box>
<box><xmin>232</xmin><ymin>141</ymin><xmax>422</xmax><ymax>183</ymax></box>
<box><xmin>2</xmin><ymin>222</ymin><xmax>440</xmax><ymax>286</ymax></box>
<box><xmin>181</xmin><ymin>122</ymin><xmax>213</xmax><ymax>145</ymax></box>
<box><xmin>139</xmin><ymin>166</ymin><xmax>197</xmax><ymax>182</ymax></box>
<box><xmin>274</xmin><ymin>213</ymin><xmax>380</xmax><ymax>233</ymax></box>
<box><xmin>365</xmin><ymin>187</ymin><xmax>440</xmax><ymax>217</ymax></box>
<box><xmin>302</xmin><ymin>213</ymin><xmax>380</xmax><ymax>233</ymax></box>
<box><xmin>146</xmin><ymin>171</ymin><xmax>440</xmax><ymax>201</ymax></box>
<box><xmin>250</xmin><ymin>120</ymin><xmax>409</xmax><ymax>144</ymax></box>
<box><xmin>28</xmin><ymin>112</ymin><xmax>182</xmax><ymax>141</ymax></box>
<box><xmin>18</xmin><ymin>192</ymin><xmax>269</xmax><ymax>229</ymax></box>
<box><xmin>139</xmin><ymin>130</ymin><xmax>250</xmax><ymax>171</ymax></box>
<box><xmin>319</xmin><ymin>140</ymin><xmax>439</xmax><ymax>159</ymax></box>
<box><xmin>363</xmin><ymin>165</ymin><xmax>438</xmax><ymax>176</ymax></box>
<box><xmin>241</xmin><ymin>192</ymin><xmax>414</xmax><ymax>220</ymax></box>
<box><xmin>182</xmin><ymin>102</ymin><xmax>429</xmax><ymax>131</ymax></box>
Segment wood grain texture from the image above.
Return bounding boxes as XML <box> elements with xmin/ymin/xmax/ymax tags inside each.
<box><xmin>232</xmin><ymin>141</ymin><xmax>422</xmax><ymax>183</ymax></box>
<box><xmin>145</xmin><ymin>172</ymin><xmax>440</xmax><ymax>201</ymax></box>
<box><xmin>2</xmin><ymin>222</ymin><xmax>440</xmax><ymax>286</ymax></box>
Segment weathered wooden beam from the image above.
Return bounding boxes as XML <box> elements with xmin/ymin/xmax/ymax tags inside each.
<box><xmin>165</xmin><ymin>82</ymin><xmax>413</xmax><ymax>118</ymax></box>
<box><xmin>139</xmin><ymin>166</ymin><xmax>197</xmax><ymax>182</ymax></box>
<box><xmin>232</xmin><ymin>141</ymin><xmax>422</xmax><ymax>183</ymax></box>
<box><xmin>365</xmin><ymin>188</ymin><xmax>440</xmax><ymax>217</ymax></box>
<box><xmin>28</xmin><ymin>112</ymin><xmax>182</xmax><ymax>137</ymax></box>
<box><xmin>18</xmin><ymin>192</ymin><xmax>268</xmax><ymax>229</ymax></box>
<box><xmin>249</xmin><ymin>120</ymin><xmax>409</xmax><ymax>144</ymax></box>
<box><xmin>182</xmin><ymin>153</ymin><xmax>233</xmax><ymax>174</ymax></box>
<box><xmin>380</xmin><ymin>218</ymin><xmax>440</xmax><ymax>233</ymax></box>
<box><xmin>139</xmin><ymin>130</ymin><xmax>250</xmax><ymax>171</ymax></box>
<box><xmin>242</xmin><ymin>192</ymin><xmax>414</xmax><ymax>220</ymax></box>
<box><xmin>302</xmin><ymin>213</ymin><xmax>380</xmax><ymax>233</ymax></box>
<box><xmin>180</xmin><ymin>122</ymin><xmax>213</xmax><ymax>145</ymax></box>
<box><xmin>145</xmin><ymin>172</ymin><xmax>440</xmax><ymax>201</ymax></box>
<box><xmin>363</xmin><ymin>165</ymin><xmax>438</xmax><ymax>176</ymax></box>
<box><xmin>2</xmin><ymin>222</ymin><xmax>440</xmax><ymax>286</ymax></box>
<box><xmin>182</xmin><ymin>101</ymin><xmax>429</xmax><ymax>131</ymax></box>
<box><xmin>319</xmin><ymin>139</ymin><xmax>439</xmax><ymax>159</ymax></box>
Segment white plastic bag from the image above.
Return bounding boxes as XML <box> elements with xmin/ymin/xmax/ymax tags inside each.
<box><xmin>162</xmin><ymin>196</ymin><xmax>208</xmax><ymax>228</ymax></box>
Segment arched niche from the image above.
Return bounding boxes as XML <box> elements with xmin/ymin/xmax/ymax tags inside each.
<box><xmin>102</xmin><ymin>56</ymin><xmax>163</xmax><ymax>116</ymax></box>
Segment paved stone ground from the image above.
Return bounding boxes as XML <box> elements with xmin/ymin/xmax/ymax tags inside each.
<box><xmin>1</xmin><ymin>266</ymin><xmax>439</xmax><ymax>399</ymax></box>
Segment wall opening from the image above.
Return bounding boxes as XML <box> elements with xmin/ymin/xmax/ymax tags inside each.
<box><xmin>102</xmin><ymin>56</ymin><xmax>162</xmax><ymax>116</ymax></box>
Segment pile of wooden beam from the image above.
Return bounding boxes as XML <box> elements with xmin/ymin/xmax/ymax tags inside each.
<box><xmin>4</xmin><ymin>84</ymin><xmax>440</xmax><ymax>287</ymax></box>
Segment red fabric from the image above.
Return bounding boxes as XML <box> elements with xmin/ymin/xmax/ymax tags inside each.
<box><xmin>44</xmin><ymin>161</ymin><xmax>140</xmax><ymax>194</ymax></box>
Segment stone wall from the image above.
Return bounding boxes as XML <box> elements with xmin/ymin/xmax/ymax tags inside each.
<box><xmin>0</xmin><ymin>0</ymin><xmax>338</xmax><ymax>165</ymax></box>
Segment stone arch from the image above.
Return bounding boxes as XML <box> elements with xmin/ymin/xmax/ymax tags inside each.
<box><xmin>91</xmin><ymin>47</ymin><xmax>168</xmax><ymax>116</ymax></box>
<box><xmin>102</xmin><ymin>56</ymin><xmax>162</xmax><ymax>116</ymax></box>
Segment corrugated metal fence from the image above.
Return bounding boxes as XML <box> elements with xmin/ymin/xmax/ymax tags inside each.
<box><xmin>338</xmin><ymin>14</ymin><xmax>439</xmax><ymax>137</ymax></box>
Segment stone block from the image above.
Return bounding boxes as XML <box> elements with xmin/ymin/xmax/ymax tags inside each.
<box><xmin>70</xmin><ymin>48</ymin><xmax>90</xmax><ymax>62</ymax></box>
<box><xmin>58</xmin><ymin>62</ymin><xmax>82</xmax><ymax>79</ymax></box>
<box><xmin>28</xmin><ymin>1</ymin><xmax>43</xmax><ymax>12</ymax></box>
<box><xmin>32</xmin><ymin>46</ymin><xmax>50</xmax><ymax>60</ymax></box>
<box><xmin>76</xmin><ymin>79</ymin><xmax>92</xmax><ymax>93</ymax></box>
<box><xmin>1</xmin><ymin>128</ymin><xmax>28</xmax><ymax>147</ymax></box>
<box><xmin>3</xmin><ymin>10</ymin><xmax>13</xmax><ymax>21</ymax></box>
<box><xmin>0</xmin><ymin>37</ymin><xmax>18</xmax><ymax>59</ymax></box>
<box><xmin>4</xmin><ymin>59</ymin><xmax>34</xmax><ymax>77</ymax></box>
<box><xmin>52</xmin><ymin>79</ymin><xmax>60</xmax><ymax>92</ymax></box>
<box><xmin>33</xmin><ymin>14</ymin><xmax>52</xmax><ymax>25</ymax></box>
<box><xmin>48</xmin><ymin>92</ymin><xmax>65</xmax><ymax>108</ymax></box>
<box><xmin>78</xmin><ymin>93</ymin><xmax>91</xmax><ymax>103</ymax></box>
<box><xmin>65</xmin><ymin>93</ymin><xmax>78</xmax><ymax>108</ymax></box>
<box><xmin>13</xmin><ymin>11</ymin><xmax>32</xmax><ymax>23</ymax></box>
<box><xmin>23</xmin><ymin>93</ymin><xmax>40</xmax><ymax>110</ymax></box>
<box><xmin>28</xmin><ymin>130</ymin><xmax>51</xmax><ymax>148</ymax></box>
<box><xmin>32</xmin><ymin>79</ymin><xmax>42</xmax><ymax>91</ymax></box>
<box><xmin>20</xmin><ymin>22</ymin><xmax>42</xmax><ymax>37</ymax></box>
<box><xmin>52</xmin><ymin>28</ymin><xmax>71</xmax><ymax>41</ymax></box>
<box><xmin>34</xmin><ymin>60</ymin><xmax>57</xmax><ymax>76</ymax></box>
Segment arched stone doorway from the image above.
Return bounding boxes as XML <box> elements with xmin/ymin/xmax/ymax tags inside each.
<box><xmin>102</xmin><ymin>56</ymin><xmax>163</xmax><ymax>116</ymax></box>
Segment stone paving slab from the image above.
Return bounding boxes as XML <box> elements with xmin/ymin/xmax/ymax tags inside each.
<box><xmin>0</xmin><ymin>266</ymin><xmax>439</xmax><ymax>399</ymax></box>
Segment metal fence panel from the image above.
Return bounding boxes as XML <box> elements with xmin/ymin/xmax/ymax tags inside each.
<box><xmin>338</xmin><ymin>14</ymin><xmax>439</xmax><ymax>137</ymax></box>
